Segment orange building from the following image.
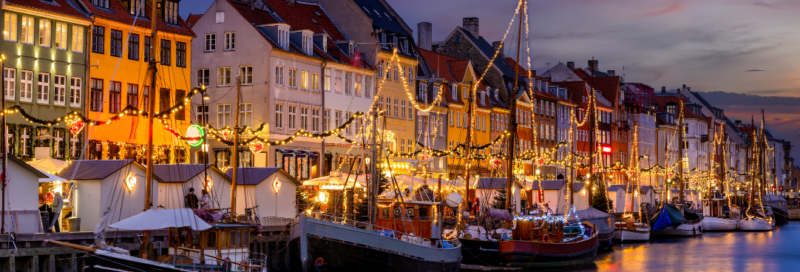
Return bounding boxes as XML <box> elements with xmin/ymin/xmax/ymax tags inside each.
<box><xmin>82</xmin><ymin>0</ymin><xmax>194</xmax><ymax>163</ymax></box>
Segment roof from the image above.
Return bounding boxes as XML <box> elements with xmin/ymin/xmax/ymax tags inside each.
<box><xmin>5</xmin><ymin>154</ymin><xmax>48</xmax><ymax>178</ymax></box>
<box><xmin>185</xmin><ymin>14</ymin><xmax>202</xmax><ymax>27</ymax></box>
<box><xmin>352</xmin><ymin>0</ymin><xmax>411</xmax><ymax>37</ymax></box>
<box><xmin>608</xmin><ymin>185</ymin><xmax>653</xmax><ymax>194</ymax></box>
<box><xmin>55</xmin><ymin>160</ymin><xmax>157</xmax><ymax>181</ymax></box>
<box><xmin>6</xmin><ymin>0</ymin><xmax>91</xmax><ymax>21</ymax></box>
<box><xmin>152</xmin><ymin>164</ymin><xmax>231</xmax><ymax>183</ymax></box>
<box><xmin>225</xmin><ymin>167</ymin><xmax>301</xmax><ymax>186</ymax></box>
<box><xmin>505</xmin><ymin>57</ymin><xmax>534</xmax><ymax>77</ymax></box>
<box><xmin>475</xmin><ymin>177</ymin><xmax>506</xmax><ymax>189</ymax></box>
<box><xmin>574</xmin><ymin>70</ymin><xmax>621</xmax><ymax>106</ymax></box>
<box><xmin>529</xmin><ymin>180</ymin><xmax>566</xmax><ymax>190</ymax></box>
<box><xmin>457</xmin><ymin>27</ymin><xmax>517</xmax><ymax>79</ymax></box>
<box><xmin>78</xmin><ymin>0</ymin><xmax>194</xmax><ymax>37</ymax></box>
<box><xmin>654</xmin><ymin>95</ymin><xmax>704</xmax><ymax>120</ymax></box>
<box><xmin>556</xmin><ymin>81</ymin><xmax>590</xmax><ymax>105</ymax></box>
<box><xmin>418</xmin><ymin>49</ymin><xmax>465</xmax><ymax>83</ymax></box>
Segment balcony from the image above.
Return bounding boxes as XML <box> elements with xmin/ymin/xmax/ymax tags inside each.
<box><xmin>701</xmin><ymin>134</ymin><xmax>709</xmax><ymax>142</ymax></box>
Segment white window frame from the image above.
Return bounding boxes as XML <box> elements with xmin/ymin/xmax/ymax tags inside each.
<box><xmin>275</xmin><ymin>66</ymin><xmax>284</xmax><ymax>87</ymax></box>
<box><xmin>364</xmin><ymin>76</ymin><xmax>372</xmax><ymax>97</ymax></box>
<box><xmin>70</xmin><ymin>77</ymin><xmax>82</xmax><ymax>107</ymax></box>
<box><xmin>311</xmin><ymin>73</ymin><xmax>320</xmax><ymax>92</ymax></box>
<box><xmin>55</xmin><ymin>22</ymin><xmax>68</xmax><ymax>50</ymax></box>
<box><xmin>217</xmin><ymin>67</ymin><xmax>230</xmax><ymax>86</ymax></box>
<box><xmin>300</xmin><ymin>106</ymin><xmax>309</xmax><ymax>131</ymax></box>
<box><xmin>240</xmin><ymin>66</ymin><xmax>252</xmax><ymax>85</ymax></box>
<box><xmin>205</xmin><ymin>33</ymin><xmax>216</xmax><ymax>51</ymax></box>
<box><xmin>344</xmin><ymin>72</ymin><xmax>352</xmax><ymax>95</ymax></box>
<box><xmin>289</xmin><ymin>68</ymin><xmax>298</xmax><ymax>89</ymax></box>
<box><xmin>355</xmin><ymin>74</ymin><xmax>362</xmax><ymax>96</ymax></box>
<box><xmin>72</xmin><ymin>26</ymin><xmax>84</xmax><ymax>53</ymax></box>
<box><xmin>196</xmin><ymin>68</ymin><xmax>209</xmax><ymax>87</ymax></box>
<box><xmin>39</xmin><ymin>19</ymin><xmax>51</xmax><ymax>47</ymax></box>
<box><xmin>21</xmin><ymin>16</ymin><xmax>34</xmax><ymax>44</ymax></box>
<box><xmin>275</xmin><ymin>103</ymin><xmax>284</xmax><ymax>129</ymax></box>
<box><xmin>3</xmin><ymin>68</ymin><xmax>15</xmax><ymax>100</ymax></box>
<box><xmin>224</xmin><ymin>32</ymin><xmax>235</xmax><ymax>51</ymax></box>
<box><xmin>300</xmin><ymin>70</ymin><xmax>309</xmax><ymax>90</ymax></box>
<box><xmin>37</xmin><ymin>73</ymin><xmax>50</xmax><ymax>104</ymax></box>
<box><xmin>54</xmin><ymin>75</ymin><xmax>66</xmax><ymax>105</ymax></box>
<box><xmin>312</xmin><ymin>107</ymin><xmax>320</xmax><ymax>132</ymax></box>
<box><xmin>239</xmin><ymin>103</ymin><xmax>252</xmax><ymax>127</ymax></box>
<box><xmin>4</xmin><ymin>13</ymin><xmax>17</xmax><ymax>42</ymax></box>
<box><xmin>288</xmin><ymin>104</ymin><xmax>297</xmax><ymax>130</ymax></box>
<box><xmin>217</xmin><ymin>104</ymin><xmax>231</xmax><ymax>127</ymax></box>
<box><xmin>323</xmin><ymin>68</ymin><xmax>331</xmax><ymax>92</ymax></box>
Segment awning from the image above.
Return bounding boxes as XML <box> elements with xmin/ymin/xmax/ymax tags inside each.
<box><xmin>28</xmin><ymin>157</ymin><xmax>66</xmax><ymax>174</ymax></box>
<box><xmin>108</xmin><ymin>208</ymin><xmax>212</xmax><ymax>231</ymax></box>
<box><xmin>39</xmin><ymin>171</ymin><xmax>67</xmax><ymax>183</ymax></box>
<box><xmin>294</xmin><ymin>150</ymin><xmax>309</xmax><ymax>157</ymax></box>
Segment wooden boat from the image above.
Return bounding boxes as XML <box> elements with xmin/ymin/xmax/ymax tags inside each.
<box><xmin>701</xmin><ymin>199</ymin><xmax>740</xmax><ymax>231</ymax></box>
<box><xmin>651</xmin><ymin>204</ymin><xmax>703</xmax><ymax>237</ymax></box>
<box><xmin>46</xmin><ymin>239</ymin><xmax>187</xmax><ymax>272</ymax></box>
<box><xmin>738</xmin><ymin>216</ymin><xmax>772</xmax><ymax>231</ymax></box>
<box><xmin>763</xmin><ymin>195</ymin><xmax>789</xmax><ymax>225</ymax></box>
<box><xmin>613</xmin><ymin>221</ymin><xmax>650</xmax><ymax>242</ymax></box>
<box><xmin>497</xmin><ymin>216</ymin><xmax>599</xmax><ymax>268</ymax></box>
<box><xmin>160</xmin><ymin>223</ymin><xmax>262</xmax><ymax>271</ymax></box>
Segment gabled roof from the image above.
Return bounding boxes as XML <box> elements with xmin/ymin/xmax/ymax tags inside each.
<box><xmin>78</xmin><ymin>0</ymin><xmax>194</xmax><ymax>37</ymax></box>
<box><xmin>7</xmin><ymin>0</ymin><xmax>91</xmax><ymax>21</ymax></box>
<box><xmin>152</xmin><ymin>164</ymin><xmax>231</xmax><ymax>183</ymax></box>
<box><xmin>56</xmin><ymin>160</ymin><xmax>158</xmax><ymax>181</ymax></box>
<box><xmin>475</xmin><ymin>177</ymin><xmax>506</xmax><ymax>189</ymax></box>
<box><xmin>6</xmin><ymin>154</ymin><xmax>47</xmax><ymax>178</ymax></box>
<box><xmin>505</xmin><ymin>57</ymin><xmax>534</xmax><ymax>77</ymax></box>
<box><xmin>186</xmin><ymin>14</ymin><xmax>202</xmax><ymax>27</ymax></box>
<box><xmin>418</xmin><ymin>49</ymin><xmax>462</xmax><ymax>83</ymax></box>
<box><xmin>574</xmin><ymin>70</ymin><xmax>621</xmax><ymax>106</ymax></box>
<box><xmin>553</xmin><ymin>81</ymin><xmax>588</xmax><ymax>106</ymax></box>
<box><xmin>225</xmin><ymin>167</ymin><xmax>301</xmax><ymax>186</ymax></box>
<box><xmin>457</xmin><ymin>27</ymin><xmax>517</xmax><ymax>79</ymax></box>
<box><xmin>352</xmin><ymin>0</ymin><xmax>411</xmax><ymax>37</ymax></box>
<box><xmin>529</xmin><ymin>180</ymin><xmax>566</xmax><ymax>190</ymax></box>
<box><xmin>654</xmin><ymin>95</ymin><xmax>704</xmax><ymax>120</ymax></box>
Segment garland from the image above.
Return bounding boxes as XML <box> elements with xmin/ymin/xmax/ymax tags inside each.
<box><xmin>203</xmin><ymin>111</ymin><xmax>365</xmax><ymax>146</ymax></box>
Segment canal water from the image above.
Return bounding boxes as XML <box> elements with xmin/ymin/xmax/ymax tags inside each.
<box><xmin>566</xmin><ymin>221</ymin><xmax>800</xmax><ymax>272</ymax></box>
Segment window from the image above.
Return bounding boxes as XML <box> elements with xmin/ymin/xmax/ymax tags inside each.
<box><xmin>312</xmin><ymin>108</ymin><xmax>320</xmax><ymax>132</ymax></box>
<box><xmin>275</xmin><ymin>66</ymin><xmax>284</xmax><ymax>86</ymax></box>
<box><xmin>300</xmin><ymin>107</ymin><xmax>309</xmax><ymax>131</ymax></box>
<box><xmin>345</xmin><ymin>72</ymin><xmax>352</xmax><ymax>95</ymax></box>
<box><xmin>393</xmin><ymin>98</ymin><xmax>398</xmax><ymax>117</ymax></box>
<box><xmin>196</xmin><ymin>105</ymin><xmax>209</xmax><ymax>124</ymax></box>
<box><xmin>355</xmin><ymin>74</ymin><xmax>363</xmax><ymax>96</ymax></box>
<box><xmin>70</xmin><ymin>78</ymin><xmax>81</xmax><ymax>107</ymax></box>
<box><xmin>216</xmin><ymin>12</ymin><xmax>225</xmax><ymax>23</ymax></box>
<box><xmin>275</xmin><ymin>104</ymin><xmax>284</xmax><ymax>129</ymax></box>
<box><xmin>240</xmin><ymin>66</ymin><xmax>252</xmax><ymax>85</ymax></box>
<box><xmin>91</xmin><ymin>25</ymin><xmax>104</xmax><ymax>53</ymax></box>
<box><xmin>205</xmin><ymin>34</ymin><xmax>216</xmax><ymax>51</ymax></box>
<box><xmin>128</xmin><ymin>33</ymin><xmax>139</xmax><ymax>60</ymax></box>
<box><xmin>143</xmin><ymin>36</ymin><xmax>151</xmax><ymax>61</ymax></box>
<box><xmin>164</xmin><ymin>0</ymin><xmax>179</xmax><ymax>24</ymax></box>
<box><xmin>239</xmin><ymin>103</ymin><xmax>252</xmax><ymax>127</ymax></box>
<box><xmin>218</xmin><ymin>67</ymin><xmax>230</xmax><ymax>86</ymax></box>
<box><xmin>300</xmin><ymin>70</ymin><xmax>309</xmax><ymax>90</ymax></box>
<box><xmin>129</xmin><ymin>0</ymin><xmax>142</xmax><ymax>15</ymax></box>
<box><xmin>224</xmin><ymin>32</ymin><xmax>235</xmax><ymax>50</ymax></box>
<box><xmin>449</xmin><ymin>110</ymin><xmax>453</xmax><ymax>126</ymax></box>
<box><xmin>418</xmin><ymin>83</ymin><xmax>427</xmax><ymax>101</ymax></box>
<box><xmin>408</xmin><ymin>102</ymin><xmax>413</xmax><ymax>120</ymax></box>
<box><xmin>90</xmin><ymin>78</ymin><xmax>102</xmax><ymax>111</ymax></box>
<box><xmin>72</xmin><ymin>26</ymin><xmax>84</xmax><ymax>52</ymax></box>
<box><xmin>439</xmin><ymin>118</ymin><xmax>444</xmax><ymax>136</ymax></box>
<box><xmin>335</xmin><ymin>111</ymin><xmax>342</xmax><ymax>129</ymax></box>
<box><xmin>323</xmin><ymin>109</ymin><xmax>330</xmax><ymax>131</ymax></box>
<box><xmin>334</xmin><ymin>70</ymin><xmax>342</xmax><ymax>93</ymax></box>
<box><xmin>4</xmin><ymin>13</ymin><xmax>17</xmax><ymax>41</ymax></box>
<box><xmin>384</xmin><ymin>97</ymin><xmax>390</xmax><ymax>114</ymax></box>
<box><xmin>323</xmin><ymin>68</ymin><xmax>331</xmax><ymax>92</ymax></box>
<box><xmin>175</xmin><ymin>90</ymin><xmax>185</xmax><ymax>120</ymax></box>
<box><xmin>92</xmin><ymin>0</ymin><xmax>109</xmax><ymax>8</ymax></box>
<box><xmin>394</xmin><ymin>65</ymin><xmax>399</xmax><ymax>81</ymax></box>
<box><xmin>288</xmin><ymin>105</ymin><xmax>297</xmax><ymax>130</ymax></box>
<box><xmin>197</xmin><ymin>69</ymin><xmax>209</xmax><ymax>87</ymax></box>
<box><xmin>176</xmin><ymin>42</ymin><xmax>186</xmax><ymax>67</ymax></box>
<box><xmin>39</xmin><ymin>19</ymin><xmax>51</xmax><ymax>47</ymax></box>
<box><xmin>217</xmin><ymin>104</ymin><xmax>231</xmax><ymax>127</ymax></box>
<box><xmin>21</xmin><ymin>16</ymin><xmax>34</xmax><ymax>44</ymax></box>
<box><xmin>289</xmin><ymin>69</ymin><xmax>298</xmax><ymax>88</ymax></box>
<box><xmin>345</xmin><ymin>111</ymin><xmax>352</xmax><ymax>134</ymax></box>
<box><xmin>4</xmin><ymin>68</ymin><xmax>14</xmax><ymax>100</ymax></box>
<box><xmin>456</xmin><ymin>112</ymin><xmax>460</xmax><ymax>127</ymax></box>
<box><xmin>312</xmin><ymin>73</ymin><xmax>320</xmax><ymax>92</ymax></box>
<box><xmin>127</xmin><ymin>84</ymin><xmax>138</xmax><ymax>110</ymax></box>
<box><xmin>160</xmin><ymin>40</ymin><xmax>171</xmax><ymax>65</ymax></box>
<box><xmin>462</xmin><ymin>86</ymin><xmax>468</xmax><ymax>99</ymax></box>
<box><xmin>54</xmin><ymin>75</ymin><xmax>66</xmax><ymax>105</ymax></box>
<box><xmin>107</xmin><ymin>81</ymin><xmax>121</xmax><ymax>113</ymax></box>
<box><xmin>451</xmin><ymin>85</ymin><xmax>457</xmax><ymax>100</ymax></box>
<box><xmin>142</xmin><ymin>86</ymin><xmax>149</xmax><ymax>112</ymax></box>
<box><xmin>110</xmin><ymin>29</ymin><xmax>122</xmax><ymax>57</ymax></box>
<box><xmin>401</xmin><ymin>100</ymin><xmax>406</xmax><ymax>119</ymax></box>
<box><xmin>407</xmin><ymin>66</ymin><xmax>413</xmax><ymax>84</ymax></box>
<box><xmin>365</xmin><ymin>76</ymin><xmax>372</xmax><ymax>97</ymax></box>
<box><xmin>377</xmin><ymin>63</ymin><xmax>383</xmax><ymax>79</ymax></box>
<box><xmin>159</xmin><ymin>88</ymin><xmax>170</xmax><ymax>112</ymax></box>
<box><xmin>54</xmin><ymin>22</ymin><xmax>68</xmax><ymax>49</ymax></box>
<box><xmin>37</xmin><ymin>73</ymin><xmax>50</xmax><ymax>104</ymax></box>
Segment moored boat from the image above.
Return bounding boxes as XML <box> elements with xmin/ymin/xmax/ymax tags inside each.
<box><xmin>738</xmin><ymin>216</ymin><xmax>772</xmax><ymax>231</ymax></box>
<box><xmin>651</xmin><ymin>204</ymin><xmax>703</xmax><ymax>237</ymax></box>
<box><xmin>702</xmin><ymin>199</ymin><xmax>740</xmax><ymax>231</ymax></box>
<box><xmin>703</xmin><ymin>216</ymin><xmax>739</xmax><ymax>231</ymax></box>
<box><xmin>613</xmin><ymin>221</ymin><xmax>650</xmax><ymax>242</ymax></box>
<box><xmin>497</xmin><ymin>215</ymin><xmax>599</xmax><ymax>268</ymax></box>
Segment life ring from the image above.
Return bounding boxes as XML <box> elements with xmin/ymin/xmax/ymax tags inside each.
<box><xmin>315</xmin><ymin>257</ymin><xmax>326</xmax><ymax>267</ymax></box>
<box><xmin>541</xmin><ymin>234</ymin><xmax>550</xmax><ymax>243</ymax></box>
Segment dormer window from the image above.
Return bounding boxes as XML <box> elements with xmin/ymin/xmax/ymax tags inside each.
<box><xmin>92</xmin><ymin>0</ymin><xmax>109</xmax><ymax>9</ymax></box>
<box><xmin>164</xmin><ymin>0</ymin><xmax>179</xmax><ymax>25</ymax></box>
<box><xmin>451</xmin><ymin>85</ymin><xmax>457</xmax><ymax>100</ymax></box>
<box><xmin>302</xmin><ymin>32</ymin><xmax>313</xmax><ymax>55</ymax></box>
<box><xmin>129</xmin><ymin>0</ymin><xmax>142</xmax><ymax>15</ymax></box>
<box><xmin>402</xmin><ymin>39</ymin><xmax>409</xmax><ymax>54</ymax></box>
<box><xmin>278</xmin><ymin>25</ymin><xmax>289</xmax><ymax>50</ymax></box>
<box><xmin>349</xmin><ymin>41</ymin><xmax>355</xmax><ymax>56</ymax></box>
<box><xmin>418</xmin><ymin>83</ymin><xmax>427</xmax><ymax>101</ymax></box>
<box><xmin>374</xmin><ymin>9</ymin><xmax>381</xmax><ymax>17</ymax></box>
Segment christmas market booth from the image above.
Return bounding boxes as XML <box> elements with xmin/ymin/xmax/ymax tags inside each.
<box><xmin>153</xmin><ymin>164</ymin><xmax>232</xmax><ymax>210</ymax></box>
<box><xmin>225</xmin><ymin>167</ymin><xmax>300</xmax><ymax>221</ymax></box>
<box><xmin>2</xmin><ymin>154</ymin><xmax>49</xmax><ymax>234</ymax></box>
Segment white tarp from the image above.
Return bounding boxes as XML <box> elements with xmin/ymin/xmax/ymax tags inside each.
<box><xmin>108</xmin><ymin>208</ymin><xmax>212</xmax><ymax>231</ymax></box>
<box><xmin>39</xmin><ymin>171</ymin><xmax>67</xmax><ymax>183</ymax></box>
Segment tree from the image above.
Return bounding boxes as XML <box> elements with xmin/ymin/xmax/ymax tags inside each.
<box><xmin>492</xmin><ymin>188</ymin><xmax>507</xmax><ymax>209</ymax></box>
<box><xmin>591</xmin><ymin>176</ymin><xmax>613</xmax><ymax>213</ymax></box>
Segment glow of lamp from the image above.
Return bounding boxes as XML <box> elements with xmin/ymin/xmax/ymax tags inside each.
<box><xmin>125</xmin><ymin>173</ymin><xmax>136</xmax><ymax>191</ymax></box>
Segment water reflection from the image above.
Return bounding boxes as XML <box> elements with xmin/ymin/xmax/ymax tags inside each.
<box><xmin>560</xmin><ymin>222</ymin><xmax>800</xmax><ymax>272</ymax></box>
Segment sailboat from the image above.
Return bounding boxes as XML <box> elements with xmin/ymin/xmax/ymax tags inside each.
<box><xmin>739</xmin><ymin>113</ymin><xmax>773</xmax><ymax>231</ymax></box>
<box><xmin>702</xmin><ymin>132</ymin><xmax>740</xmax><ymax>231</ymax></box>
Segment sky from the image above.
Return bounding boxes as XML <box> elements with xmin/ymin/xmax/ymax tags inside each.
<box><xmin>181</xmin><ymin>0</ymin><xmax>800</xmax><ymax>161</ymax></box>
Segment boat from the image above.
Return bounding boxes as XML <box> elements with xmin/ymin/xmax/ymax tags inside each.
<box><xmin>738</xmin><ymin>216</ymin><xmax>772</xmax><ymax>231</ymax></box>
<box><xmin>613</xmin><ymin>220</ymin><xmax>650</xmax><ymax>242</ymax></box>
<box><xmin>763</xmin><ymin>195</ymin><xmax>789</xmax><ymax>225</ymax></box>
<box><xmin>577</xmin><ymin>207</ymin><xmax>616</xmax><ymax>246</ymax></box>
<box><xmin>497</xmin><ymin>214</ymin><xmax>599</xmax><ymax>268</ymax></box>
<box><xmin>458</xmin><ymin>208</ymin><xmax>512</xmax><ymax>266</ymax></box>
<box><xmin>651</xmin><ymin>203</ymin><xmax>703</xmax><ymax>237</ymax></box>
<box><xmin>47</xmin><ymin>239</ymin><xmax>188</xmax><ymax>272</ymax></box>
<box><xmin>701</xmin><ymin>198</ymin><xmax>740</xmax><ymax>231</ymax></box>
<box><xmin>737</xmin><ymin>113</ymin><xmax>774</xmax><ymax>232</ymax></box>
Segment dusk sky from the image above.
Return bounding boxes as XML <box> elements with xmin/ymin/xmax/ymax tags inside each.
<box><xmin>182</xmin><ymin>0</ymin><xmax>800</xmax><ymax>161</ymax></box>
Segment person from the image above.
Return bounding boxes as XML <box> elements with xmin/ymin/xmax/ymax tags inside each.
<box><xmin>472</xmin><ymin>196</ymin><xmax>480</xmax><ymax>216</ymax></box>
<box><xmin>48</xmin><ymin>192</ymin><xmax>63</xmax><ymax>232</ymax></box>
<box><xmin>185</xmin><ymin>188</ymin><xmax>199</xmax><ymax>209</ymax></box>
<box><xmin>199</xmin><ymin>189</ymin><xmax>211</xmax><ymax>209</ymax></box>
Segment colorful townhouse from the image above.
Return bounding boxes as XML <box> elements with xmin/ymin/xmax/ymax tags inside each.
<box><xmin>82</xmin><ymin>0</ymin><xmax>194</xmax><ymax>164</ymax></box>
<box><xmin>414</xmin><ymin>40</ymin><xmax>448</xmax><ymax>177</ymax></box>
<box><xmin>1</xmin><ymin>0</ymin><xmax>91</xmax><ymax>161</ymax></box>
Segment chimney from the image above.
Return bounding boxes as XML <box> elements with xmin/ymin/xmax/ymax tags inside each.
<box><xmin>463</xmin><ymin>17</ymin><xmax>479</xmax><ymax>37</ymax></box>
<box><xmin>588</xmin><ymin>59</ymin><xmax>599</xmax><ymax>73</ymax></box>
<box><xmin>682</xmin><ymin>84</ymin><xmax>686</xmax><ymax>90</ymax></box>
<box><xmin>417</xmin><ymin>22</ymin><xmax>432</xmax><ymax>51</ymax></box>
<box><xmin>492</xmin><ymin>41</ymin><xmax>504</xmax><ymax>59</ymax></box>
<box><xmin>661</xmin><ymin>86</ymin><xmax>666</xmax><ymax>93</ymax></box>
<box><xmin>607</xmin><ymin>70</ymin><xmax>615</xmax><ymax>76</ymax></box>
<box><xmin>567</xmin><ymin>61</ymin><xmax>575</xmax><ymax>69</ymax></box>
<box><xmin>735</xmin><ymin>120</ymin><xmax>742</xmax><ymax>126</ymax></box>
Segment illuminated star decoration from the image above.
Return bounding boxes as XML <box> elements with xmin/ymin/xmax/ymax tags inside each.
<box><xmin>67</xmin><ymin>118</ymin><xmax>85</xmax><ymax>137</ymax></box>
<box><xmin>249</xmin><ymin>141</ymin><xmax>264</xmax><ymax>154</ymax></box>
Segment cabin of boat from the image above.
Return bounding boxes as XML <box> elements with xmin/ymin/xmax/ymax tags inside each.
<box><xmin>160</xmin><ymin>223</ymin><xmax>255</xmax><ymax>270</ymax></box>
<box><xmin>702</xmin><ymin>199</ymin><xmax>739</xmax><ymax>219</ymax></box>
<box><xmin>375</xmin><ymin>200</ymin><xmax>438</xmax><ymax>239</ymax></box>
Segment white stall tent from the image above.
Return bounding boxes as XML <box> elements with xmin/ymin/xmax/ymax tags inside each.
<box><xmin>226</xmin><ymin>167</ymin><xmax>301</xmax><ymax>221</ymax></box>
<box><xmin>152</xmin><ymin>164</ymin><xmax>232</xmax><ymax>210</ymax></box>
<box><xmin>3</xmin><ymin>154</ymin><xmax>48</xmax><ymax>233</ymax></box>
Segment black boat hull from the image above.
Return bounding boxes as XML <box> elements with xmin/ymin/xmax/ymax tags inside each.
<box><xmin>290</xmin><ymin>236</ymin><xmax>461</xmax><ymax>272</ymax></box>
<box><xmin>459</xmin><ymin>238</ymin><xmax>501</xmax><ymax>266</ymax></box>
<box><xmin>771</xmin><ymin>206</ymin><xmax>789</xmax><ymax>225</ymax></box>
<box><xmin>500</xmin><ymin>243</ymin><xmax>599</xmax><ymax>268</ymax></box>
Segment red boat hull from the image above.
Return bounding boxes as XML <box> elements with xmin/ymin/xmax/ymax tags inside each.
<box><xmin>498</xmin><ymin>233</ymin><xmax>599</xmax><ymax>268</ymax></box>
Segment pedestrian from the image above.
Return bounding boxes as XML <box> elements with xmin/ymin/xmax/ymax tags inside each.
<box><xmin>199</xmin><ymin>189</ymin><xmax>211</xmax><ymax>209</ymax></box>
<box><xmin>49</xmin><ymin>192</ymin><xmax>63</xmax><ymax>232</ymax></box>
<box><xmin>185</xmin><ymin>188</ymin><xmax>199</xmax><ymax>209</ymax></box>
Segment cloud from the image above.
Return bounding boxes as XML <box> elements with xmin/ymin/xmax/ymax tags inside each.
<box><xmin>634</xmin><ymin>2</ymin><xmax>686</xmax><ymax>19</ymax></box>
<box><xmin>745</xmin><ymin>69</ymin><xmax>765</xmax><ymax>72</ymax></box>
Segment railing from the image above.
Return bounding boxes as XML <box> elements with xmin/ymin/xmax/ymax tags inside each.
<box><xmin>307</xmin><ymin>212</ymin><xmax>461</xmax><ymax>249</ymax></box>
<box><xmin>262</xmin><ymin>216</ymin><xmax>294</xmax><ymax>227</ymax></box>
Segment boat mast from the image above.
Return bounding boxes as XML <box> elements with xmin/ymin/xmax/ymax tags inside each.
<box><xmin>1</xmin><ymin>52</ymin><xmax>6</xmax><ymax>235</ymax></box>
<box><xmin>749</xmin><ymin>116</ymin><xmax>755</xmax><ymax>212</ymax></box>
<box><xmin>465</xmin><ymin>82</ymin><xmax>473</xmax><ymax>212</ymax></box>
<box><xmin>678</xmin><ymin>88</ymin><xmax>685</xmax><ymax>206</ymax></box>
<box><xmin>505</xmin><ymin>0</ymin><xmax>523</xmax><ymax>210</ymax></box>
<box><xmin>231</xmin><ymin>77</ymin><xmax>241</xmax><ymax>218</ymax></box>
<box><xmin>587</xmin><ymin>63</ymin><xmax>595</xmax><ymax>206</ymax></box>
<box><xmin>369</xmin><ymin>109</ymin><xmax>378</xmax><ymax>228</ymax></box>
<box><xmin>144</xmin><ymin>0</ymin><xmax>159</xmax><ymax>212</ymax></box>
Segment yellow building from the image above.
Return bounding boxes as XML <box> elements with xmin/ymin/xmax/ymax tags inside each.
<box><xmin>376</xmin><ymin>50</ymin><xmax>418</xmax><ymax>174</ymax></box>
<box><xmin>83</xmin><ymin>0</ymin><xmax>194</xmax><ymax>163</ymax></box>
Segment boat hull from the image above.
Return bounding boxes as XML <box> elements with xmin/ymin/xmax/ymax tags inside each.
<box><xmin>703</xmin><ymin>217</ymin><xmax>739</xmax><ymax>231</ymax></box>
<box><xmin>289</xmin><ymin>215</ymin><xmax>461</xmax><ymax>272</ymax></box>
<box><xmin>612</xmin><ymin>228</ymin><xmax>650</xmax><ymax>242</ymax></box>
<box><xmin>459</xmin><ymin>238</ymin><xmax>502</xmax><ymax>266</ymax></box>
<box><xmin>738</xmin><ymin>217</ymin><xmax>772</xmax><ymax>231</ymax></box>
<box><xmin>770</xmin><ymin>207</ymin><xmax>789</xmax><ymax>225</ymax></box>
<box><xmin>497</xmin><ymin>234</ymin><xmax>599</xmax><ymax>268</ymax></box>
<box><xmin>651</xmin><ymin>221</ymin><xmax>703</xmax><ymax>237</ymax></box>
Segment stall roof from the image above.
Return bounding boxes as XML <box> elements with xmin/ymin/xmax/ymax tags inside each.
<box><xmin>2</xmin><ymin>154</ymin><xmax>47</xmax><ymax>178</ymax></box>
<box><xmin>152</xmin><ymin>164</ymin><xmax>230</xmax><ymax>183</ymax></box>
<box><xmin>55</xmin><ymin>160</ymin><xmax>159</xmax><ymax>181</ymax></box>
<box><xmin>225</xmin><ymin>167</ymin><xmax>300</xmax><ymax>186</ymax></box>
<box><xmin>529</xmin><ymin>180</ymin><xmax>566</xmax><ymax>190</ymax></box>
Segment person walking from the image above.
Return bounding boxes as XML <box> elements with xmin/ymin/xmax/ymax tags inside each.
<box><xmin>185</xmin><ymin>188</ymin><xmax>199</xmax><ymax>209</ymax></box>
<box><xmin>199</xmin><ymin>189</ymin><xmax>211</xmax><ymax>209</ymax></box>
<box><xmin>49</xmin><ymin>192</ymin><xmax>64</xmax><ymax>232</ymax></box>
